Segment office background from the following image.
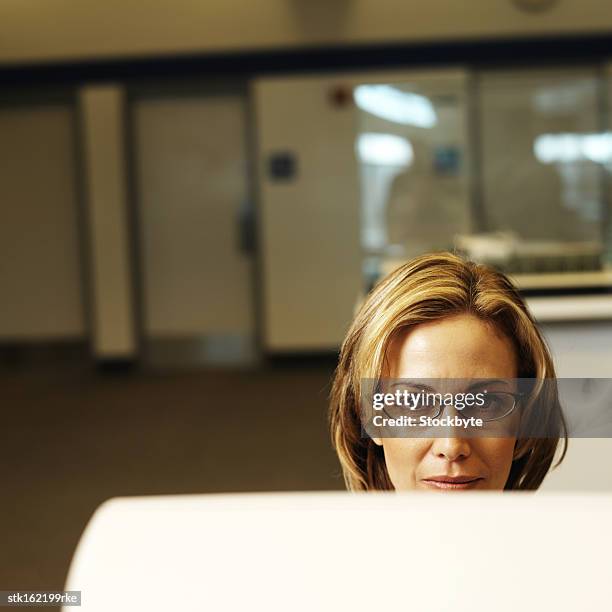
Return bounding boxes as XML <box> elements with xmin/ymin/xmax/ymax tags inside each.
<box><xmin>2</xmin><ymin>0</ymin><xmax>612</xmax><ymax>600</ymax></box>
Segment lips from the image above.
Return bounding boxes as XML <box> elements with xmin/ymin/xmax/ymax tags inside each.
<box><xmin>421</xmin><ymin>475</ymin><xmax>483</xmax><ymax>490</ymax></box>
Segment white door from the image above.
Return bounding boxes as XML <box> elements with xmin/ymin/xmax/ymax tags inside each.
<box><xmin>133</xmin><ymin>92</ymin><xmax>255</xmax><ymax>365</ymax></box>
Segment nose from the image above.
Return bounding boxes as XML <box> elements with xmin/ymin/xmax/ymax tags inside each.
<box><xmin>431</xmin><ymin>436</ymin><xmax>472</xmax><ymax>462</ymax></box>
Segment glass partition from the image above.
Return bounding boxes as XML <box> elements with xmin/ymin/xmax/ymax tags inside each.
<box><xmin>355</xmin><ymin>71</ymin><xmax>472</xmax><ymax>286</ymax></box>
<box><xmin>356</xmin><ymin>66</ymin><xmax>612</xmax><ymax>290</ymax></box>
<box><xmin>477</xmin><ymin>68</ymin><xmax>604</xmax><ymax>275</ymax></box>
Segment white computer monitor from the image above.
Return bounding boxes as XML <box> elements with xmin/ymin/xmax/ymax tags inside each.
<box><xmin>64</xmin><ymin>491</ymin><xmax>612</xmax><ymax>611</ymax></box>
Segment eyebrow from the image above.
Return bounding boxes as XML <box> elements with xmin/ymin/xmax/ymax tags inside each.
<box><xmin>389</xmin><ymin>379</ymin><xmax>512</xmax><ymax>392</ymax></box>
<box><xmin>469</xmin><ymin>379</ymin><xmax>511</xmax><ymax>391</ymax></box>
<box><xmin>390</xmin><ymin>381</ymin><xmax>437</xmax><ymax>392</ymax></box>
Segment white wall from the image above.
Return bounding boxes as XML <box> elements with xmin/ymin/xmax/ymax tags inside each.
<box><xmin>538</xmin><ymin>321</ymin><xmax>612</xmax><ymax>492</ymax></box>
<box><xmin>541</xmin><ymin>321</ymin><xmax>612</xmax><ymax>378</ymax></box>
<box><xmin>0</xmin><ymin>104</ymin><xmax>85</xmax><ymax>340</ymax></box>
<box><xmin>1</xmin><ymin>1</ymin><xmax>612</xmax><ymax>63</ymax></box>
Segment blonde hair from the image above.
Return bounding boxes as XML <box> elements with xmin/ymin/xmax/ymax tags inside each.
<box><xmin>329</xmin><ymin>252</ymin><xmax>567</xmax><ymax>491</ymax></box>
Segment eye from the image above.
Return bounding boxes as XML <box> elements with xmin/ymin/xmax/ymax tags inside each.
<box><xmin>471</xmin><ymin>392</ymin><xmax>516</xmax><ymax>420</ymax></box>
<box><xmin>482</xmin><ymin>394</ymin><xmax>502</xmax><ymax>408</ymax></box>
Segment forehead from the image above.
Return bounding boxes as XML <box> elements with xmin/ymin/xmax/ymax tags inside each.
<box><xmin>384</xmin><ymin>313</ymin><xmax>518</xmax><ymax>379</ymax></box>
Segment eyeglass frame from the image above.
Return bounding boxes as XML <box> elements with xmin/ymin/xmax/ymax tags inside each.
<box><xmin>381</xmin><ymin>390</ymin><xmax>524</xmax><ymax>423</ymax></box>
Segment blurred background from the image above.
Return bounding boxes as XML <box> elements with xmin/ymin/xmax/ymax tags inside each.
<box><xmin>2</xmin><ymin>0</ymin><xmax>612</xmax><ymax>599</ymax></box>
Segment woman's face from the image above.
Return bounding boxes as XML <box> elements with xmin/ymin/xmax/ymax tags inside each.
<box><xmin>375</xmin><ymin>313</ymin><xmax>518</xmax><ymax>491</ymax></box>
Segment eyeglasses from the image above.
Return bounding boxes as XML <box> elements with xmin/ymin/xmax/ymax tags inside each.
<box><xmin>382</xmin><ymin>391</ymin><xmax>523</xmax><ymax>423</ymax></box>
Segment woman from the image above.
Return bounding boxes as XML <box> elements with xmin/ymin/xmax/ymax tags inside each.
<box><xmin>329</xmin><ymin>252</ymin><xmax>566</xmax><ymax>491</ymax></box>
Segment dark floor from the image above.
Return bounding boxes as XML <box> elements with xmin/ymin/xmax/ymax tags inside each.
<box><xmin>0</xmin><ymin>359</ymin><xmax>343</xmax><ymax>599</ymax></box>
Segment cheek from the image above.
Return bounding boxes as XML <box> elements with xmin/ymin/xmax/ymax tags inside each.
<box><xmin>381</xmin><ymin>439</ymin><xmax>430</xmax><ymax>491</ymax></box>
<box><xmin>474</xmin><ymin>438</ymin><xmax>516</xmax><ymax>489</ymax></box>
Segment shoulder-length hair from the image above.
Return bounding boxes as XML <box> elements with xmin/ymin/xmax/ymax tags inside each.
<box><xmin>329</xmin><ymin>252</ymin><xmax>567</xmax><ymax>491</ymax></box>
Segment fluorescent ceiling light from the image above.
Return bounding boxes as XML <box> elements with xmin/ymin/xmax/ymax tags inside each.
<box><xmin>534</xmin><ymin>132</ymin><xmax>612</xmax><ymax>164</ymax></box>
<box><xmin>354</xmin><ymin>85</ymin><xmax>437</xmax><ymax>128</ymax></box>
<box><xmin>357</xmin><ymin>133</ymin><xmax>414</xmax><ymax>167</ymax></box>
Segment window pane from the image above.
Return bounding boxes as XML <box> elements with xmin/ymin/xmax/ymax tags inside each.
<box><xmin>355</xmin><ymin>72</ymin><xmax>472</xmax><ymax>268</ymax></box>
<box><xmin>477</xmin><ymin>68</ymin><xmax>604</xmax><ymax>273</ymax></box>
